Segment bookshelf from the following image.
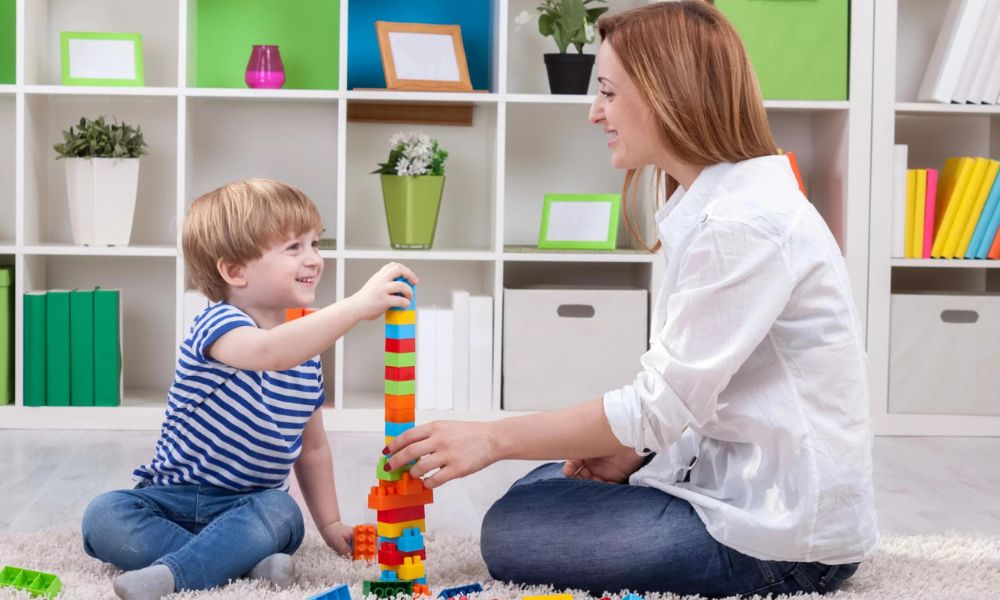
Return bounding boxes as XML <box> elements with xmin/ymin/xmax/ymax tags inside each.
<box><xmin>2</xmin><ymin>0</ymin><xmax>874</xmax><ymax>432</ymax></box>
<box><xmin>869</xmin><ymin>0</ymin><xmax>1000</xmax><ymax>436</ymax></box>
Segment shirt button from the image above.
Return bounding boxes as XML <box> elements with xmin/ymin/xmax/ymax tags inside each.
<box><xmin>698</xmin><ymin>213</ymin><xmax>708</xmax><ymax>223</ymax></box>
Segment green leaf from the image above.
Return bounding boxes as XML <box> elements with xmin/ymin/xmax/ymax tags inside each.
<box><xmin>538</xmin><ymin>14</ymin><xmax>554</xmax><ymax>37</ymax></box>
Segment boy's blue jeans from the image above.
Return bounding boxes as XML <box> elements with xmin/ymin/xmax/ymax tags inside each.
<box><xmin>81</xmin><ymin>482</ymin><xmax>304</xmax><ymax>591</ymax></box>
<box><xmin>481</xmin><ymin>463</ymin><xmax>860</xmax><ymax>598</ymax></box>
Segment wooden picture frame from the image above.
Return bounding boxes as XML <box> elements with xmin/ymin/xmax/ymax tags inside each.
<box><xmin>375</xmin><ymin>21</ymin><xmax>473</xmax><ymax>92</ymax></box>
<box><xmin>538</xmin><ymin>194</ymin><xmax>622</xmax><ymax>250</ymax></box>
<box><xmin>60</xmin><ymin>32</ymin><xmax>144</xmax><ymax>87</ymax></box>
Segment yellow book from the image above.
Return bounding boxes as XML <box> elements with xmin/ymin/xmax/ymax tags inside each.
<box><xmin>904</xmin><ymin>170</ymin><xmax>917</xmax><ymax>258</ymax></box>
<box><xmin>912</xmin><ymin>169</ymin><xmax>927</xmax><ymax>259</ymax></box>
<box><xmin>955</xmin><ymin>159</ymin><xmax>1000</xmax><ymax>257</ymax></box>
<box><xmin>935</xmin><ymin>157</ymin><xmax>964</xmax><ymax>232</ymax></box>
<box><xmin>944</xmin><ymin>158</ymin><xmax>998</xmax><ymax>257</ymax></box>
<box><xmin>932</xmin><ymin>157</ymin><xmax>979</xmax><ymax>257</ymax></box>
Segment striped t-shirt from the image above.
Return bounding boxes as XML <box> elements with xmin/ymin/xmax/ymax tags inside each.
<box><xmin>133</xmin><ymin>303</ymin><xmax>325</xmax><ymax>491</ymax></box>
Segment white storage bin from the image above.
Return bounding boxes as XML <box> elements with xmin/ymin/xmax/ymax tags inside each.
<box><xmin>502</xmin><ymin>286</ymin><xmax>648</xmax><ymax>411</ymax></box>
<box><xmin>889</xmin><ymin>293</ymin><xmax>1000</xmax><ymax>416</ymax></box>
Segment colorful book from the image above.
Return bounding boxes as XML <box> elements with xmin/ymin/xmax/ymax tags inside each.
<box><xmin>935</xmin><ymin>157</ymin><xmax>964</xmax><ymax>233</ymax></box>
<box><xmin>912</xmin><ymin>170</ymin><xmax>927</xmax><ymax>259</ymax></box>
<box><xmin>94</xmin><ymin>289</ymin><xmax>121</xmax><ymax>407</ymax></box>
<box><xmin>23</xmin><ymin>291</ymin><xmax>46</xmax><ymax>407</ymax></box>
<box><xmin>904</xmin><ymin>169</ymin><xmax>917</xmax><ymax>258</ymax></box>
<box><xmin>70</xmin><ymin>289</ymin><xmax>95</xmax><ymax>406</ymax></box>
<box><xmin>923</xmin><ymin>169</ymin><xmax>939</xmax><ymax>258</ymax></box>
<box><xmin>0</xmin><ymin>267</ymin><xmax>12</xmax><ymax>405</ymax></box>
<box><xmin>892</xmin><ymin>145</ymin><xmax>909</xmax><ymax>258</ymax></box>
<box><xmin>989</xmin><ymin>225</ymin><xmax>1000</xmax><ymax>258</ymax></box>
<box><xmin>933</xmin><ymin>157</ymin><xmax>980</xmax><ymax>257</ymax></box>
<box><xmin>45</xmin><ymin>290</ymin><xmax>71</xmax><ymax>406</ymax></box>
<box><xmin>967</xmin><ymin>166</ymin><xmax>1000</xmax><ymax>257</ymax></box>
<box><xmin>946</xmin><ymin>158</ymin><xmax>999</xmax><ymax>257</ymax></box>
<box><xmin>973</xmin><ymin>179</ymin><xmax>1000</xmax><ymax>257</ymax></box>
<box><xmin>956</xmin><ymin>160</ymin><xmax>1000</xmax><ymax>255</ymax></box>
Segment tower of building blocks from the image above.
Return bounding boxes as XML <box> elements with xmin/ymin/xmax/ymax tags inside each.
<box><xmin>364</xmin><ymin>277</ymin><xmax>433</xmax><ymax>596</ymax></box>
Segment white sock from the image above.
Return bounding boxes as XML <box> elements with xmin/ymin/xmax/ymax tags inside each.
<box><xmin>112</xmin><ymin>564</ymin><xmax>174</xmax><ymax>600</ymax></box>
<box><xmin>246</xmin><ymin>553</ymin><xmax>296</xmax><ymax>589</ymax></box>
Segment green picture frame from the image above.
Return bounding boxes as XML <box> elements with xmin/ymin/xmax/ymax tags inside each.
<box><xmin>538</xmin><ymin>193</ymin><xmax>621</xmax><ymax>250</ymax></box>
<box><xmin>60</xmin><ymin>32</ymin><xmax>144</xmax><ymax>87</ymax></box>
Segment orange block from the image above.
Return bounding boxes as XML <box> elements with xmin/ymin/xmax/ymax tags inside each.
<box><xmin>413</xmin><ymin>583</ymin><xmax>431</xmax><ymax>597</ymax></box>
<box><xmin>369</xmin><ymin>473</ymin><xmax>434</xmax><ymax>511</ymax></box>
<box><xmin>385</xmin><ymin>394</ymin><xmax>415</xmax><ymax>410</ymax></box>
<box><xmin>353</xmin><ymin>523</ymin><xmax>377</xmax><ymax>561</ymax></box>
<box><xmin>386</xmin><ymin>405</ymin><xmax>415</xmax><ymax>422</ymax></box>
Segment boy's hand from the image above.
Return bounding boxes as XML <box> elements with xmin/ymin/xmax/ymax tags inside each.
<box><xmin>320</xmin><ymin>521</ymin><xmax>354</xmax><ymax>557</ymax></box>
<box><xmin>347</xmin><ymin>262</ymin><xmax>420</xmax><ymax>321</ymax></box>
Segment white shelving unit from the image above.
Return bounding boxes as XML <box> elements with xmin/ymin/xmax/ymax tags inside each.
<box><xmin>869</xmin><ymin>0</ymin><xmax>1000</xmax><ymax>436</ymax></box>
<box><xmin>2</xmin><ymin>0</ymin><xmax>873</xmax><ymax>431</ymax></box>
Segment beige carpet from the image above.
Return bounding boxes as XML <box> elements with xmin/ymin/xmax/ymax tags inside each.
<box><xmin>1</xmin><ymin>529</ymin><xmax>998</xmax><ymax>599</ymax></box>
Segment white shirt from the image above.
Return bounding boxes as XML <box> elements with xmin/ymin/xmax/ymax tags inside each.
<box><xmin>603</xmin><ymin>156</ymin><xmax>879</xmax><ymax>565</ymax></box>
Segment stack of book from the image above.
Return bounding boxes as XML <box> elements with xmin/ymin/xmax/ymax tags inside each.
<box><xmin>23</xmin><ymin>288</ymin><xmax>122</xmax><ymax>406</ymax></box>
<box><xmin>893</xmin><ymin>146</ymin><xmax>1000</xmax><ymax>259</ymax></box>
<box><xmin>918</xmin><ymin>0</ymin><xmax>1000</xmax><ymax>104</ymax></box>
<box><xmin>415</xmin><ymin>290</ymin><xmax>493</xmax><ymax>412</ymax></box>
<box><xmin>1</xmin><ymin>266</ymin><xmax>11</xmax><ymax>405</ymax></box>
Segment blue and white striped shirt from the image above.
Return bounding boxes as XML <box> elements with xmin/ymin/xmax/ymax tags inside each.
<box><xmin>133</xmin><ymin>303</ymin><xmax>325</xmax><ymax>492</ymax></box>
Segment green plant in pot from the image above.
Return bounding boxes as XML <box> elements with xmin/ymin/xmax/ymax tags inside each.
<box><xmin>373</xmin><ymin>131</ymin><xmax>449</xmax><ymax>249</ymax></box>
<box><xmin>537</xmin><ymin>0</ymin><xmax>608</xmax><ymax>94</ymax></box>
<box><xmin>53</xmin><ymin>116</ymin><xmax>147</xmax><ymax>246</ymax></box>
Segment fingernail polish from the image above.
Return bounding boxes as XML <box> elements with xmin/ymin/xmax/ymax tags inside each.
<box><xmin>383</xmin><ymin>463</ymin><xmax>392</xmax><ymax>472</ymax></box>
<box><xmin>382</xmin><ymin>446</ymin><xmax>390</xmax><ymax>455</ymax></box>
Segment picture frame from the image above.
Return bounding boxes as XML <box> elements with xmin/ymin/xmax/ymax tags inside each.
<box><xmin>60</xmin><ymin>32</ymin><xmax>144</xmax><ymax>87</ymax></box>
<box><xmin>538</xmin><ymin>194</ymin><xmax>621</xmax><ymax>250</ymax></box>
<box><xmin>375</xmin><ymin>21</ymin><xmax>472</xmax><ymax>92</ymax></box>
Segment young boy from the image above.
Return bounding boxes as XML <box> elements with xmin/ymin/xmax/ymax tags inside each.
<box><xmin>80</xmin><ymin>179</ymin><xmax>419</xmax><ymax>599</ymax></box>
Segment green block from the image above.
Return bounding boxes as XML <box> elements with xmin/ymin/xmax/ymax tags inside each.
<box><xmin>196</xmin><ymin>0</ymin><xmax>340</xmax><ymax>90</ymax></box>
<box><xmin>385</xmin><ymin>351</ymin><xmax>416</xmax><ymax>368</ymax></box>
<box><xmin>363</xmin><ymin>579</ymin><xmax>413</xmax><ymax>599</ymax></box>
<box><xmin>376</xmin><ymin>456</ymin><xmax>413</xmax><ymax>482</ymax></box>
<box><xmin>385</xmin><ymin>379</ymin><xmax>416</xmax><ymax>396</ymax></box>
<box><xmin>0</xmin><ymin>565</ymin><xmax>63</xmax><ymax>599</ymax></box>
<box><xmin>715</xmin><ymin>0</ymin><xmax>848</xmax><ymax>101</ymax></box>
<box><xmin>0</xmin><ymin>0</ymin><xmax>13</xmax><ymax>85</ymax></box>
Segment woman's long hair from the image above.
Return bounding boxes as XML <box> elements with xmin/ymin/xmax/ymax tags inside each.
<box><xmin>598</xmin><ymin>1</ymin><xmax>778</xmax><ymax>251</ymax></box>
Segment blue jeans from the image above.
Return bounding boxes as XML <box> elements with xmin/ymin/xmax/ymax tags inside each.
<box><xmin>81</xmin><ymin>482</ymin><xmax>305</xmax><ymax>592</ymax></box>
<box><xmin>480</xmin><ymin>463</ymin><xmax>859</xmax><ymax>598</ymax></box>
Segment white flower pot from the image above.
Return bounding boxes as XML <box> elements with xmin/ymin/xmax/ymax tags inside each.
<box><xmin>64</xmin><ymin>157</ymin><xmax>140</xmax><ymax>246</ymax></box>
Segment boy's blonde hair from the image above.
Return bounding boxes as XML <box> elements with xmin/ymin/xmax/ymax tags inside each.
<box><xmin>183</xmin><ymin>179</ymin><xmax>323</xmax><ymax>302</ymax></box>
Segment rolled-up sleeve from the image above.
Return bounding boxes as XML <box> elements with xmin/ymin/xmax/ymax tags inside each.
<box><xmin>604</xmin><ymin>217</ymin><xmax>795</xmax><ymax>454</ymax></box>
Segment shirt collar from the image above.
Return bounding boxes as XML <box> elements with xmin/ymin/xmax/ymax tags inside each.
<box><xmin>656</xmin><ymin>162</ymin><xmax>735</xmax><ymax>256</ymax></box>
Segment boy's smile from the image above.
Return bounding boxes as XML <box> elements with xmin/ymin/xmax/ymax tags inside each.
<box><xmin>231</xmin><ymin>229</ymin><xmax>324</xmax><ymax>328</ymax></box>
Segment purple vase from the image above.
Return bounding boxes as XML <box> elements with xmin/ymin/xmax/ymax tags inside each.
<box><xmin>245</xmin><ymin>45</ymin><xmax>286</xmax><ymax>89</ymax></box>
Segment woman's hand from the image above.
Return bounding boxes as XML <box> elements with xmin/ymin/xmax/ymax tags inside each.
<box><xmin>384</xmin><ymin>421</ymin><xmax>500</xmax><ymax>489</ymax></box>
<box><xmin>319</xmin><ymin>521</ymin><xmax>354</xmax><ymax>557</ymax></box>
<box><xmin>563</xmin><ymin>447</ymin><xmax>646</xmax><ymax>483</ymax></box>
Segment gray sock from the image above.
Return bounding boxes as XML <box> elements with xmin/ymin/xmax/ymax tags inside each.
<box><xmin>246</xmin><ymin>553</ymin><xmax>295</xmax><ymax>589</ymax></box>
<box><xmin>113</xmin><ymin>564</ymin><xmax>174</xmax><ymax>600</ymax></box>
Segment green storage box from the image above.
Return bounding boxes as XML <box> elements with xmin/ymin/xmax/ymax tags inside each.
<box><xmin>715</xmin><ymin>0</ymin><xmax>849</xmax><ymax>101</ymax></box>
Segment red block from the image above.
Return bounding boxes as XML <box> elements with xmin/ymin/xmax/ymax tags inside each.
<box><xmin>385</xmin><ymin>366</ymin><xmax>416</xmax><ymax>381</ymax></box>
<box><xmin>378</xmin><ymin>541</ymin><xmax>427</xmax><ymax>566</ymax></box>
<box><xmin>378</xmin><ymin>505</ymin><xmax>425</xmax><ymax>523</ymax></box>
<box><xmin>386</xmin><ymin>338</ymin><xmax>416</xmax><ymax>353</ymax></box>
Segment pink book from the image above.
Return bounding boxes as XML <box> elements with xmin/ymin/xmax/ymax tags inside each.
<box><xmin>923</xmin><ymin>169</ymin><xmax>939</xmax><ymax>258</ymax></box>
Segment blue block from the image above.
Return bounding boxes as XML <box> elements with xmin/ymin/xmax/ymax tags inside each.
<box><xmin>438</xmin><ymin>583</ymin><xmax>484</xmax><ymax>599</ymax></box>
<box><xmin>307</xmin><ymin>583</ymin><xmax>351</xmax><ymax>600</ymax></box>
<box><xmin>385</xmin><ymin>421</ymin><xmax>414</xmax><ymax>437</ymax></box>
<box><xmin>390</xmin><ymin>276</ymin><xmax>416</xmax><ymax>311</ymax></box>
<box><xmin>395</xmin><ymin>528</ymin><xmax>425</xmax><ymax>553</ymax></box>
<box><xmin>380</xmin><ymin>570</ymin><xmax>398</xmax><ymax>581</ymax></box>
<box><xmin>622</xmin><ymin>595</ymin><xmax>645</xmax><ymax>600</ymax></box>
<box><xmin>385</xmin><ymin>324</ymin><xmax>416</xmax><ymax>339</ymax></box>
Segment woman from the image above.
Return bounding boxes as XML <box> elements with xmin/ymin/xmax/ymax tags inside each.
<box><xmin>384</xmin><ymin>2</ymin><xmax>878</xmax><ymax>597</ymax></box>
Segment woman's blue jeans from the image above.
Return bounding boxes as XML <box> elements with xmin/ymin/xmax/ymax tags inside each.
<box><xmin>480</xmin><ymin>463</ymin><xmax>859</xmax><ymax>598</ymax></box>
<box><xmin>81</xmin><ymin>483</ymin><xmax>304</xmax><ymax>592</ymax></box>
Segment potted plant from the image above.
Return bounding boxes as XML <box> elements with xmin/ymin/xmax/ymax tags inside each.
<box><xmin>537</xmin><ymin>0</ymin><xmax>608</xmax><ymax>94</ymax></box>
<box><xmin>53</xmin><ymin>116</ymin><xmax>147</xmax><ymax>246</ymax></box>
<box><xmin>372</xmin><ymin>131</ymin><xmax>448</xmax><ymax>249</ymax></box>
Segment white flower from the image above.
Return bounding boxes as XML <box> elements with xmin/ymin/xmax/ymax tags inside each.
<box><xmin>395</xmin><ymin>157</ymin><xmax>411</xmax><ymax>176</ymax></box>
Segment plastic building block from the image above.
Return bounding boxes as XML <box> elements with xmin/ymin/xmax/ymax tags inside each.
<box><xmin>380</xmin><ymin>569</ymin><xmax>399</xmax><ymax>581</ymax></box>
<box><xmin>387</xmin><ymin>405</ymin><xmax>416</xmax><ymax>423</ymax></box>
<box><xmin>378</xmin><ymin>542</ymin><xmax>427</xmax><ymax>566</ymax></box>
<box><xmin>397</xmin><ymin>556</ymin><xmax>425</xmax><ymax>581</ymax></box>
<box><xmin>385</xmin><ymin>393</ymin><xmax>416</xmax><ymax>409</ymax></box>
<box><xmin>386</xmin><ymin>310</ymin><xmax>416</xmax><ymax>325</ymax></box>
<box><xmin>385</xmin><ymin>435</ymin><xmax>395</xmax><ymax>446</ymax></box>
<box><xmin>285</xmin><ymin>307</ymin><xmax>305</xmax><ymax>321</ymax></box>
<box><xmin>385</xmin><ymin>379</ymin><xmax>416</xmax><ymax>396</ymax></box>
<box><xmin>413</xmin><ymin>583</ymin><xmax>431</xmax><ymax>597</ymax></box>
<box><xmin>368</xmin><ymin>476</ymin><xmax>434</xmax><ymax>511</ymax></box>
<box><xmin>385</xmin><ymin>351</ymin><xmax>417</xmax><ymax>367</ymax></box>
<box><xmin>522</xmin><ymin>595</ymin><xmax>574</xmax><ymax>600</ymax></box>
<box><xmin>385</xmin><ymin>365</ymin><xmax>416</xmax><ymax>381</ymax></box>
<box><xmin>386</xmin><ymin>338</ymin><xmax>416</xmax><ymax>353</ymax></box>
<box><xmin>377</xmin><ymin>455</ymin><xmax>414</xmax><ymax>481</ymax></box>
<box><xmin>378</xmin><ymin>504</ymin><xmax>426</xmax><ymax>523</ymax></box>
<box><xmin>378</xmin><ymin>518</ymin><xmax>425</xmax><ymax>538</ymax></box>
<box><xmin>363</xmin><ymin>579</ymin><xmax>413</xmax><ymax>598</ymax></box>
<box><xmin>307</xmin><ymin>582</ymin><xmax>352</xmax><ymax>600</ymax></box>
<box><xmin>621</xmin><ymin>595</ymin><xmax>644</xmax><ymax>600</ymax></box>
<box><xmin>379</xmin><ymin>529</ymin><xmax>424</xmax><ymax>552</ymax></box>
<box><xmin>385</xmin><ymin>324</ymin><xmax>416</xmax><ymax>340</ymax></box>
<box><xmin>390</xmin><ymin>276</ymin><xmax>416</xmax><ymax>311</ymax></box>
<box><xmin>438</xmin><ymin>583</ymin><xmax>484</xmax><ymax>599</ymax></box>
<box><xmin>0</xmin><ymin>565</ymin><xmax>63</xmax><ymax>599</ymax></box>
<box><xmin>353</xmin><ymin>523</ymin><xmax>377</xmax><ymax>561</ymax></box>
<box><xmin>385</xmin><ymin>420</ymin><xmax>415</xmax><ymax>437</ymax></box>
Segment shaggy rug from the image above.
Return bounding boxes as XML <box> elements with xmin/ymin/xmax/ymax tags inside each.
<box><xmin>0</xmin><ymin>529</ymin><xmax>997</xmax><ymax>599</ymax></box>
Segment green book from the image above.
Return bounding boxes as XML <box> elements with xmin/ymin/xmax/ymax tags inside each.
<box><xmin>70</xmin><ymin>289</ymin><xmax>95</xmax><ymax>406</ymax></box>
<box><xmin>23</xmin><ymin>292</ymin><xmax>46</xmax><ymax>406</ymax></box>
<box><xmin>0</xmin><ymin>267</ymin><xmax>12</xmax><ymax>405</ymax></box>
<box><xmin>94</xmin><ymin>289</ymin><xmax>121</xmax><ymax>407</ymax></box>
<box><xmin>45</xmin><ymin>290</ymin><xmax>71</xmax><ymax>406</ymax></box>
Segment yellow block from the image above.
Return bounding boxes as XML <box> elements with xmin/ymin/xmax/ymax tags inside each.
<box><xmin>385</xmin><ymin>435</ymin><xmax>395</xmax><ymax>446</ymax></box>
<box><xmin>397</xmin><ymin>556</ymin><xmax>425</xmax><ymax>580</ymax></box>
<box><xmin>523</xmin><ymin>596</ymin><xmax>574</xmax><ymax>600</ymax></box>
<box><xmin>377</xmin><ymin>518</ymin><xmax>425</xmax><ymax>538</ymax></box>
<box><xmin>385</xmin><ymin>310</ymin><xmax>416</xmax><ymax>325</ymax></box>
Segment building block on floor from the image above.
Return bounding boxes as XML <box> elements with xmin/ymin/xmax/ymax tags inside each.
<box><xmin>437</xmin><ymin>583</ymin><xmax>484</xmax><ymax>599</ymax></box>
<box><xmin>385</xmin><ymin>379</ymin><xmax>416</xmax><ymax>396</ymax></box>
<box><xmin>522</xmin><ymin>595</ymin><xmax>574</xmax><ymax>600</ymax></box>
<box><xmin>385</xmin><ymin>351</ymin><xmax>417</xmax><ymax>367</ymax></box>
<box><xmin>390</xmin><ymin>277</ymin><xmax>416</xmax><ymax>310</ymax></box>
<box><xmin>396</xmin><ymin>556</ymin><xmax>425</xmax><ymax>581</ymax></box>
<box><xmin>386</xmin><ymin>337</ymin><xmax>416</xmax><ymax>353</ymax></box>
<box><xmin>0</xmin><ymin>565</ymin><xmax>62</xmax><ymax>599</ymax></box>
<box><xmin>413</xmin><ymin>583</ymin><xmax>431</xmax><ymax>596</ymax></box>
<box><xmin>385</xmin><ymin>420</ymin><xmax>415</xmax><ymax>437</ymax></box>
<box><xmin>307</xmin><ymin>582</ymin><xmax>351</xmax><ymax>600</ymax></box>
<box><xmin>378</xmin><ymin>504</ymin><xmax>426</xmax><ymax>523</ymax></box>
<box><xmin>353</xmin><ymin>523</ymin><xmax>377</xmax><ymax>561</ymax></box>
<box><xmin>387</xmin><ymin>405</ymin><xmax>416</xmax><ymax>423</ymax></box>
<box><xmin>385</xmin><ymin>324</ymin><xmax>416</xmax><ymax>339</ymax></box>
<box><xmin>621</xmin><ymin>595</ymin><xmax>645</xmax><ymax>600</ymax></box>
<box><xmin>385</xmin><ymin>393</ymin><xmax>416</xmax><ymax>409</ymax></box>
<box><xmin>385</xmin><ymin>310</ymin><xmax>416</xmax><ymax>325</ymax></box>
<box><xmin>363</xmin><ymin>579</ymin><xmax>413</xmax><ymax>598</ymax></box>
<box><xmin>385</xmin><ymin>365</ymin><xmax>416</xmax><ymax>381</ymax></box>
<box><xmin>378</xmin><ymin>518</ymin><xmax>425</xmax><ymax>538</ymax></box>
<box><xmin>377</xmin><ymin>542</ymin><xmax>427</xmax><ymax>566</ymax></box>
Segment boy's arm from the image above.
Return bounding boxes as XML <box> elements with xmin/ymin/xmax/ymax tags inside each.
<box><xmin>294</xmin><ymin>409</ymin><xmax>353</xmax><ymax>555</ymax></box>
